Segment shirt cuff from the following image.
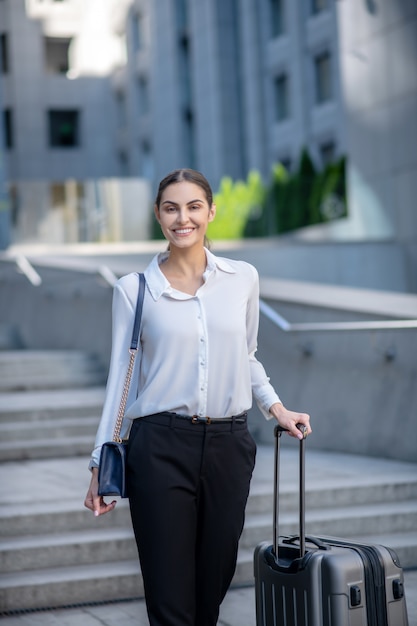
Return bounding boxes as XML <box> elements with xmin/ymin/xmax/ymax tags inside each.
<box><xmin>255</xmin><ymin>387</ymin><xmax>282</xmax><ymax>420</ymax></box>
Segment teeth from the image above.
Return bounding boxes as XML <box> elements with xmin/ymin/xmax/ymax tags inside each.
<box><xmin>175</xmin><ymin>229</ymin><xmax>193</xmax><ymax>234</ymax></box>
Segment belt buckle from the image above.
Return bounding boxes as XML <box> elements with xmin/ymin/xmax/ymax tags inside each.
<box><xmin>191</xmin><ymin>415</ymin><xmax>211</xmax><ymax>424</ymax></box>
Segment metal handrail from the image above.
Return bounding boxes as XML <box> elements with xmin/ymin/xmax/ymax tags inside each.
<box><xmin>259</xmin><ymin>299</ymin><xmax>417</xmax><ymax>332</ymax></box>
<box><xmin>1</xmin><ymin>256</ymin><xmax>118</xmax><ymax>288</ymax></box>
<box><xmin>14</xmin><ymin>256</ymin><xmax>42</xmax><ymax>286</ymax></box>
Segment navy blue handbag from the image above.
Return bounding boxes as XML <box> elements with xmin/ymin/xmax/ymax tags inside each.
<box><xmin>98</xmin><ymin>273</ymin><xmax>146</xmax><ymax>498</ymax></box>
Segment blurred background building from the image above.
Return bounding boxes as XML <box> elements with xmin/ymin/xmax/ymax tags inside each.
<box><xmin>0</xmin><ymin>0</ymin><xmax>416</xmax><ymax>287</ymax></box>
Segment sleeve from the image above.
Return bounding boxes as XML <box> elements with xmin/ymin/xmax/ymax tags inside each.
<box><xmin>88</xmin><ymin>276</ymin><xmax>139</xmax><ymax>469</ymax></box>
<box><xmin>246</xmin><ymin>265</ymin><xmax>282</xmax><ymax>420</ymax></box>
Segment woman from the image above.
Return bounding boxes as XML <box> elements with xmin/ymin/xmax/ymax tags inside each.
<box><xmin>85</xmin><ymin>168</ymin><xmax>311</xmax><ymax>626</ymax></box>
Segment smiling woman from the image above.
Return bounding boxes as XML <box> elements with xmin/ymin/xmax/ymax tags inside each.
<box><xmin>84</xmin><ymin>168</ymin><xmax>311</xmax><ymax>626</ymax></box>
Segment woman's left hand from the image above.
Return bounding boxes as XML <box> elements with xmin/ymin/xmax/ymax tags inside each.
<box><xmin>269</xmin><ymin>403</ymin><xmax>312</xmax><ymax>440</ymax></box>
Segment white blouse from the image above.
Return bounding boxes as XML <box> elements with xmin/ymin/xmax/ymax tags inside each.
<box><xmin>90</xmin><ymin>249</ymin><xmax>280</xmax><ymax>468</ymax></box>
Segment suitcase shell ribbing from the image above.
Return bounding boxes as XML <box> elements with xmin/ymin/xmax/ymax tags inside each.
<box><xmin>253</xmin><ymin>426</ymin><xmax>409</xmax><ymax>626</ymax></box>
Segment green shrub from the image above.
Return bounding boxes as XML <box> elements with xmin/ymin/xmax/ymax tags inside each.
<box><xmin>208</xmin><ymin>170</ymin><xmax>266</xmax><ymax>240</ymax></box>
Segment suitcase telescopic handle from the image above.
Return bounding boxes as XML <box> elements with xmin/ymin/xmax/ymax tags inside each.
<box><xmin>273</xmin><ymin>424</ymin><xmax>307</xmax><ymax>560</ymax></box>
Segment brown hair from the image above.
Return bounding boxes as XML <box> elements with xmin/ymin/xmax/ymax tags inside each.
<box><xmin>155</xmin><ymin>168</ymin><xmax>213</xmax><ymax>209</ymax></box>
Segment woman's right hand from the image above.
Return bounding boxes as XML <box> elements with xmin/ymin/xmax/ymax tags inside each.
<box><xmin>84</xmin><ymin>468</ymin><xmax>117</xmax><ymax>517</ymax></box>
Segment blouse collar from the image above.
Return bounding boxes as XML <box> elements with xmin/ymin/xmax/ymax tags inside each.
<box><xmin>144</xmin><ymin>247</ymin><xmax>236</xmax><ymax>301</ymax></box>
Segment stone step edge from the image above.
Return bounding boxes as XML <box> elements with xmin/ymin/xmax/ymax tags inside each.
<box><xmin>0</xmin><ymin>387</ymin><xmax>106</xmax><ymax>407</ymax></box>
<box><xmin>245</xmin><ymin>499</ymin><xmax>417</xmax><ymax>527</ymax></box>
<box><xmin>1</xmin><ymin>544</ymin><xmax>415</xmax><ymax>613</ymax></box>
<box><xmin>2</xmin><ymin>477</ymin><xmax>417</xmax><ymax>523</ymax></box>
<box><xmin>2</xmin><ymin>523</ymin><xmax>417</xmax><ymax>555</ymax></box>
<box><xmin>2</xmin><ymin>502</ymin><xmax>417</xmax><ymax>549</ymax></box>
<box><xmin>0</xmin><ymin>416</ymin><xmax>98</xmax><ymax>433</ymax></box>
<box><xmin>1</xmin><ymin>533</ymin><xmax>415</xmax><ymax>592</ymax></box>
<box><xmin>0</xmin><ymin>436</ymin><xmax>94</xmax><ymax>452</ymax></box>
<box><xmin>0</xmin><ymin>350</ymin><xmax>102</xmax><ymax>360</ymax></box>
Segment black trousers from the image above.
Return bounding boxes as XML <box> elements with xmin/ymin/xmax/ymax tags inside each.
<box><xmin>126</xmin><ymin>412</ymin><xmax>256</xmax><ymax>626</ymax></box>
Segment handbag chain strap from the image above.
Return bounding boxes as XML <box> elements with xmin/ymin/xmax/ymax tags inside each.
<box><xmin>112</xmin><ymin>272</ymin><xmax>146</xmax><ymax>443</ymax></box>
<box><xmin>113</xmin><ymin>348</ymin><xmax>137</xmax><ymax>443</ymax></box>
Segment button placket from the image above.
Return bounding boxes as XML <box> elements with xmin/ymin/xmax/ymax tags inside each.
<box><xmin>196</xmin><ymin>298</ymin><xmax>208</xmax><ymax>417</ymax></box>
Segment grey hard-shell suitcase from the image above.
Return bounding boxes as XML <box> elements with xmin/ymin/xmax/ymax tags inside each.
<box><xmin>253</xmin><ymin>425</ymin><xmax>409</xmax><ymax>626</ymax></box>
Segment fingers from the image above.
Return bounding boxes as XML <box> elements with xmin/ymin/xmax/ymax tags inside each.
<box><xmin>291</xmin><ymin>412</ymin><xmax>312</xmax><ymax>440</ymax></box>
<box><xmin>84</xmin><ymin>491</ymin><xmax>117</xmax><ymax>516</ymax></box>
<box><xmin>93</xmin><ymin>495</ymin><xmax>117</xmax><ymax>517</ymax></box>
<box><xmin>269</xmin><ymin>403</ymin><xmax>312</xmax><ymax>440</ymax></box>
<box><xmin>84</xmin><ymin>469</ymin><xmax>117</xmax><ymax>516</ymax></box>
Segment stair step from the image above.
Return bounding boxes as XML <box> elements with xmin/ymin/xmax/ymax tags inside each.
<box><xmin>0</xmin><ymin>500</ymin><xmax>131</xmax><ymax>538</ymax></box>
<box><xmin>0</xmin><ymin>388</ymin><xmax>105</xmax><ymax>422</ymax></box>
<box><xmin>0</xmin><ymin>560</ymin><xmax>143</xmax><ymax>612</ymax></box>
<box><xmin>0</xmin><ymin>374</ymin><xmax>105</xmax><ymax>392</ymax></box>
<box><xmin>246</xmin><ymin>477</ymin><xmax>417</xmax><ymax>514</ymax></box>
<box><xmin>241</xmin><ymin>500</ymin><xmax>417</xmax><ymax>547</ymax></box>
<box><xmin>2</xmin><ymin>503</ymin><xmax>417</xmax><ymax>574</ymax></box>
<box><xmin>0</xmin><ymin>351</ymin><xmax>105</xmax><ymax>391</ymax></box>
<box><xmin>0</xmin><ymin>528</ymin><xmax>136</xmax><ymax>573</ymax></box>
<box><xmin>0</xmin><ymin>549</ymin><xmax>253</xmax><ymax>612</ymax></box>
<box><xmin>0</xmin><ymin>417</ymin><xmax>99</xmax><ymax>442</ymax></box>
<box><xmin>0</xmin><ymin>436</ymin><xmax>96</xmax><ymax>462</ymax></box>
<box><xmin>1</xmin><ymin>532</ymin><xmax>415</xmax><ymax>613</ymax></box>
<box><xmin>0</xmin><ymin>350</ymin><xmax>101</xmax><ymax>364</ymax></box>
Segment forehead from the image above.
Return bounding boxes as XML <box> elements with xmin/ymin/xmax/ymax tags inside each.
<box><xmin>160</xmin><ymin>181</ymin><xmax>208</xmax><ymax>204</ymax></box>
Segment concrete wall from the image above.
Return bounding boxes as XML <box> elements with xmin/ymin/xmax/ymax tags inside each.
<box><xmin>250</xmin><ymin>299</ymin><xmax>417</xmax><ymax>463</ymax></box>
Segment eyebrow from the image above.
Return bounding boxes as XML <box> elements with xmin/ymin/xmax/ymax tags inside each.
<box><xmin>161</xmin><ymin>199</ymin><xmax>205</xmax><ymax>206</ymax></box>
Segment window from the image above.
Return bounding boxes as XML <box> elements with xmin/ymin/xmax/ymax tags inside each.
<box><xmin>176</xmin><ymin>0</ymin><xmax>188</xmax><ymax>32</ymax></box>
<box><xmin>178</xmin><ymin>35</ymin><xmax>192</xmax><ymax>107</ymax></box>
<box><xmin>3</xmin><ymin>109</ymin><xmax>13</xmax><ymax>148</ymax></box>
<box><xmin>270</xmin><ymin>0</ymin><xmax>285</xmax><ymax>38</ymax></box>
<box><xmin>314</xmin><ymin>51</ymin><xmax>332</xmax><ymax>104</ymax></box>
<box><xmin>44</xmin><ymin>37</ymin><xmax>72</xmax><ymax>74</ymax></box>
<box><xmin>138</xmin><ymin>77</ymin><xmax>150</xmax><ymax>115</ymax></box>
<box><xmin>1</xmin><ymin>33</ymin><xmax>9</xmax><ymax>73</ymax></box>
<box><xmin>320</xmin><ymin>141</ymin><xmax>335</xmax><ymax>166</ymax></box>
<box><xmin>119</xmin><ymin>151</ymin><xmax>129</xmax><ymax>176</ymax></box>
<box><xmin>48</xmin><ymin>110</ymin><xmax>79</xmax><ymax>147</ymax></box>
<box><xmin>311</xmin><ymin>0</ymin><xmax>329</xmax><ymax>14</ymax></box>
<box><xmin>274</xmin><ymin>74</ymin><xmax>290</xmax><ymax>121</ymax></box>
<box><xmin>140</xmin><ymin>140</ymin><xmax>154</xmax><ymax>179</ymax></box>
<box><xmin>183</xmin><ymin>106</ymin><xmax>195</xmax><ymax>167</ymax></box>
<box><xmin>132</xmin><ymin>13</ymin><xmax>144</xmax><ymax>52</ymax></box>
<box><xmin>116</xmin><ymin>92</ymin><xmax>127</xmax><ymax>127</ymax></box>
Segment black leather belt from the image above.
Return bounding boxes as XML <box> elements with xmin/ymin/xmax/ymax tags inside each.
<box><xmin>147</xmin><ymin>411</ymin><xmax>247</xmax><ymax>425</ymax></box>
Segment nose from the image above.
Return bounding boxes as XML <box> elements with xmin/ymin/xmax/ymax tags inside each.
<box><xmin>177</xmin><ymin>208</ymin><xmax>189</xmax><ymax>224</ymax></box>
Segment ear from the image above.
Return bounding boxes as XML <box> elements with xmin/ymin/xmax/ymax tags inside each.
<box><xmin>208</xmin><ymin>203</ymin><xmax>216</xmax><ymax>223</ymax></box>
<box><xmin>153</xmin><ymin>204</ymin><xmax>161</xmax><ymax>223</ymax></box>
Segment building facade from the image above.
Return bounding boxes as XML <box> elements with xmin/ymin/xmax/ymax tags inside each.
<box><xmin>118</xmin><ymin>0</ymin><xmax>344</xmax><ymax>188</ymax></box>
<box><xmin>0</xmin><ymin>0</ymin><xmax>416</xmax><ymax>275</ymax></box>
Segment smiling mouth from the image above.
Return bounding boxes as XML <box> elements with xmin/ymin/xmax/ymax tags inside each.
<box><xmin>174</xmin><ymin>228</ymin><xmax>195</xmax><ymax>235</ymax></box>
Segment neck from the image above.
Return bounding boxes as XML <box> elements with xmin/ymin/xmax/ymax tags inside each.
<box><xmin>165</xmin><ymin>245</ymin><xmax>207</xmax><ymax>277</ymax></box>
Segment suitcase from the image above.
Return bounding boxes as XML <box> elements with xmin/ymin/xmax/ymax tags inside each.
<box><xmin>254</xmin><ymin>425</ymin><xmax>409</xmax><ymax>626</ymax></box>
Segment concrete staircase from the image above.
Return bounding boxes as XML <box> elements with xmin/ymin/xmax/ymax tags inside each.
<box><xmin>1</xmin><ymin>350</ymin><xmax>417</xmax><ymax>613</ymax></box>
<box><xmin>0</xmin><ymin>350</ymin><xmax>106</xmax><ymax>462</ymax></box>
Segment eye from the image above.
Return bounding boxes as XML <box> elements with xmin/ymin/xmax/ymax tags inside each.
<box><xmin>190</xmin><ymin>204</ymin><xmax>202</xmax><ymax>210</ymax></box>
<box><xmin>165</xmin><ymin>205</ymin><xmax>177</xmax><ymax>213</ymax></box>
